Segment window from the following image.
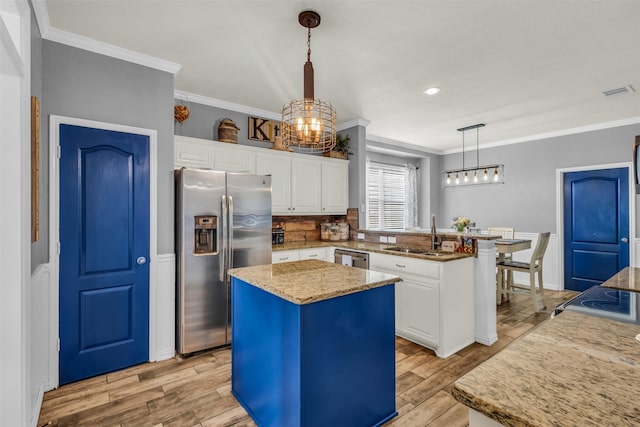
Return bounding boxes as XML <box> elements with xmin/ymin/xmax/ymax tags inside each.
<box><xmin>366</xmin><ymin>161</ymin><xmax>409</xmax><ymax>230</ymax></box>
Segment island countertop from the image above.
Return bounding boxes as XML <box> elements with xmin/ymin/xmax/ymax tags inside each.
<box><xmin>228</xmin><ymin>259</ymin><xmax>400</xmax><ymax>305</ymax></box>
<box><xmin>452</xmin><ymin>310</ymin><xmax>640</xmax><ymax>426</ymax></box>
<box><xmin>600</xmin><ymin>266</ymin><xmax>640</xmax><ymax>291</ymax></box>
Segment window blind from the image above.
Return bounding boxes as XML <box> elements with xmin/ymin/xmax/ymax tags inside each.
<box><xmin>366</xmin><ymin>161</ymin><xmax>407</xmax><ymax>230</ymax></box>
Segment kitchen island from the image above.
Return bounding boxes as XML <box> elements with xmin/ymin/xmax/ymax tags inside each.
<box><xmin>452</xmin><ymin>309</ymin><xmax>640</xmax><ymax>426</ymax></box>
<box><xmin>228</xmin><ymin>260</ymin><xmax>401</xmax><ymax>427</ymax></box>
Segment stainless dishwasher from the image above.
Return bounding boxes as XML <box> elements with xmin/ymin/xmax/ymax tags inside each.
<box><xmin>334</xmin><ymin>248</ymin><xmax>369</xmax><ymax>269</ymax></box>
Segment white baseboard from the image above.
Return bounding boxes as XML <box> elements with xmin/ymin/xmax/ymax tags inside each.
<box><xmin>509</xmin><ymin>232</ymin><xmax>559</xmax><ymax>291</ymax></box>
<box><xmin>150</xmin><ymin>253</ymin><xmax>175</xmax><ymax>362</ymax></box>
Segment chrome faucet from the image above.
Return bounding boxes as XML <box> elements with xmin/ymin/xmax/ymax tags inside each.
<box><xmin>431</xmin><ymin>214</ymin><xmax>439</xmax><ymax>250</ymax></box>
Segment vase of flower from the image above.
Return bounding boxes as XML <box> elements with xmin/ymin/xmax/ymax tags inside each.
<box><xmin>453</xmin><ymin>216</ymin><xmax>471</xmax><ymax>233</ymax></box>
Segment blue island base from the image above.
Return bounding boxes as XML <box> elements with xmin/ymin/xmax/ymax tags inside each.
<box><xmin>231</xmin><ymin>278</ymin><xmax>397</xmax><ymax>427</ymax></box>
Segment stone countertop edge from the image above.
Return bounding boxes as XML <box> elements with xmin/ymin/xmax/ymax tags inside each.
<box><xmin>272</xmin><ymin>240</ymin><xmax>475</xmax><ymax>262</ymax></box>
<box><xmin>229</xmin><ymin>259</ymin><xmax>401</xmax><ymax>305</ymax></box>
<box><xmin>601</xmin><ymin>266</ymin><xmax>640</xmax><ymax>292</ymax></box>
<box><xmin>355</xmin><ymin>229</ymin><xmax>501</xmax><ymax>240</ymax></box>
<box><xmin>451</xmin><ymin>310</ymin><xmax>640</xmax><ymax>427</ymax></box>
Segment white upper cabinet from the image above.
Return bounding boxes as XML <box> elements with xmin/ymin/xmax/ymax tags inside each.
<box><xmin>175</xmin><ymin>135</ymin><xmax>348</xmax><ymax>215</ymax></box>
<box><xmin>175</xmin><ymin>137</ymin><xmax>215</xmax><ymax>169</ymax></box>
<box><xmin>255</xmin><ymin>153</ymin><xmax>291</xmax><ymax>215</ymax></box>
<box><xmin>214</xmin><ymin>145</ymin><xmax>255</xmax><ymax>173</ymax></box>
<box><xmin>321</xmin><ymin>161</ymin><xmax>349</xmax><ymax>214</ymax></box>
<box><xmin>290</xmin><ymin>157</ymin><xmax>322</xmax><ymax>214</ymax></box>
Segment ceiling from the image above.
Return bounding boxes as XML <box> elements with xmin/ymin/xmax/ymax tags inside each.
<box><xmin>44</xmin><ymin>0</ymin><xmax>640</xmax><ymax>153</ymax></box>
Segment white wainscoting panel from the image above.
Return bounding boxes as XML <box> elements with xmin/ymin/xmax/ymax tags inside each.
<box><xmin>634</xmin><ymin>239</ymin><xmax>640</xmax><ymax>268</ymax></box>
<box><xmin>509</xmin><ymin>232</ymin><xmax>559</xmax><ymax>291</ymax></box>
<box><xmin>30</xmin><ymin>263</ymin><xmax>50</xmax><ymax>425</ymax></box>
<box><xmin>150</xmin><ymin>253</ymin><xmax>175</xmax><ymax>361</ymax></box>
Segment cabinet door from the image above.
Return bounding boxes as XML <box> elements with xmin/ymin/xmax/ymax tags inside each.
<box><xmin>298</xmin><ymin>248</ymin><xmax>327</xmax><ymax>261</ymax></box>
<box><xmin>272</xmin><ymin>251</ymin><xmax>300</xmax><ymax>264</ymax></box>
<box><xmin>291</xmin><ymin>158</ymin><xmax>322</xmax><ymax>214</ymax></box>
<box><xmin>321</xmin><ymin>161</ymin><xmax>348</xmax><ymax>214</ymax></box>
<box><xmin>175</xmin><ymin>138</ymin><xmax>215</xmax><ymax>169</ymax></box>
<box><xmin>402</xmin><ymin>275</ymin><xmax>439</xmax><ymax>346</ymax></box>
<box><xmin>256</xmin><ymin>153</ymin><xmax>291</xmax><ymax>215</ymax></box>
<box><xmin>214</xmin><ymin>146</ymin><xmax>255</xmax><ymax>173</ymax></box>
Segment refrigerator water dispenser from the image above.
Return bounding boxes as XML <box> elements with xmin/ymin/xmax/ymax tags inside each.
<box><xmin>194</xmin><ymin>215</ymin><xmax>217</xmax><ymax>254</ymax></box>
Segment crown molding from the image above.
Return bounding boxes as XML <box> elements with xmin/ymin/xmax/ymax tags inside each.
<box><xmin>174</xmin><ymin>90</ymin><xmax>282</xmax><ymax>121</ymax></box>
<box><xmin>337</xmin><ymin>118</ymin><xmax>371</xmax><ymax>131</ymax></box>
<box><xmin>30</xmin><ymin>0</ymin><xmax>181</xmax><ymax>74</ymax></box>
<box><xmin>174</xmin><ymin>90</ymin><xmax>370</xmax><ymax>131</ymax></box>
<box><xmin>367</xmin><ymin>134</ymin><xmax>442</xmax><ymax>156</ymax></box>
<box><xmin>441</xmin><ymin>116</ymin><xmax>640</xmax><ymax>155</ymax></box>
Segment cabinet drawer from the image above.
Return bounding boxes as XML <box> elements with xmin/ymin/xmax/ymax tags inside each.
<box><xmin>298</xmin><ymin>248</ymin><xmax>327</xmax><ymax>260</ymax></box>
<box><xmin>370</xmin><ymin>253</ymin><xmax>440</xmax><ymax>279</ymax></box>
<box><xmin>272</xmin><ymin>251</ymin><xmax>300</xmax><ymax>264</ymax></box>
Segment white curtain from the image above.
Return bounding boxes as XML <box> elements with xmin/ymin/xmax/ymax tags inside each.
<box><xmin>405</xmin><ymin>164</ymin><xmax>418</xmax><ymax>228</ymax></box>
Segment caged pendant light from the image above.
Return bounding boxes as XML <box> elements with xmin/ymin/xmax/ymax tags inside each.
<box><xmin>282</xmin><ymin>11</ymin><xmax>336</xmax><ymax>153</ymax></box>
<box><xmin>442</xmin><ymin>124</ymin><xmax>504</xmax><ymax>187</ymax></box>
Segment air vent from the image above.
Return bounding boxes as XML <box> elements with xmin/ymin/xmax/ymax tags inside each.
<box><xmin>603</xmin><ymin>85</ymin><xmax>635</xmax><ymax>96</ymax></box>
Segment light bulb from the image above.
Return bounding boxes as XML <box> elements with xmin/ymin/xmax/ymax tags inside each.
<box><xmin>494</xmin><ymin>168</ymin><xmax>499</xmax><ymax>182</ymax></box>
<box><xmin>464</xmin><ymin>172</ymin><xmax>469</xmax><ymax>183</ymax></box>
<box><xmin>446</xmin><ymin>173</ymin><xmax>451</xmax><ymax>185</ymax></box>
<box><xmin>473</xmin><ymin>171</ymin><xmax>478</xmax><ymax>183</ymax></box>
<box><xmin>483</xmin><ymin>169</ymin><xmax>488</xmax><ymax>181</ymax></box>
<box><xmin>455</xmin><ymin>173</ymin><xmax>460</xmax><ymax>185</ymax></box>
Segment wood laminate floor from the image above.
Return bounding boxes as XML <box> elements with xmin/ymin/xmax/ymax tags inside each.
<box><xmin>38</xmin><ymin>290</ymin><xmax>577</xmax><ymax>427</ymax></box>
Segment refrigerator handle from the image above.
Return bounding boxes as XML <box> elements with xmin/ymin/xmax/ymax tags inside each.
<box><xmin>221</xmin><ymin>195</ymin><xmax>228</xmax><ymax>282</ymax></box>
<box><xmin>227</xmin><ymin>195</ymin><xmax>234</xmax><ymax>282</ymax></box>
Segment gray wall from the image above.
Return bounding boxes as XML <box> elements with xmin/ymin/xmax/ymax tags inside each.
<box><xmin>30</xmin><ymin>8</ymin><xmax>46</xmax><ymax>271</ymax></box>
<box><xmin>42</xmin><ymin>41</ymin><xmax>175</xmax><ymax>254</ymax></box>
<box><xmin>440</xmin><ymin>123</ymin><xmax>640</xmax><ymax>234</ymax></box>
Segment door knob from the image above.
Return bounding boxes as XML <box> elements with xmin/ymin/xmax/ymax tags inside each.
<box><xmin>137</xmin><ymin>256</ymin><xmax>147</xmax><ymax>265</ymax></box>
<box><xmin>621</xmin><ymin>237</ymin><xmax>629</xmax><ymax>243</ymax></box>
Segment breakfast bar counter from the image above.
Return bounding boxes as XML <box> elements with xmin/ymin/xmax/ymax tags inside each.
<box><xmin>228</xmin><ymin>260</ymin><xmax>401</xmax><ymax>427</ymax></box>
<box><xmin>452</xmin><ymin>310</ymin><xmax>640</xmax><ymax>426</ymax></box>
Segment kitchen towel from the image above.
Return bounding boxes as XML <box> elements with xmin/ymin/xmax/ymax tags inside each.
<box><xmin>341</xmin><ymin>254</ymin><xmax>352</xmax><ymax>266</ymax></box>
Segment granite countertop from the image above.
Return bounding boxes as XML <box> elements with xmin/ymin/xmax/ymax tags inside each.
<box><xmin>601</xmin><ymin>266</ymin><xmax>640</xmax><ymax>291</ymax></box>
<box><xmin>356</xmin><ymin>229</ymin><xmax>501</xmax><ymax>241</ymax></box>
<box><xmin>452</xmin><ymin>310</ymin><xmax>640</xmax><ymax>426</ymax></box>
<box><xmin>228</xmin><ymin>259</ymin><xmax>401</xmax><ymax>305</ymax></box>
<box><xmin>272</xmin><ymin>240</ymin><xmax>474</xmax><ymax>262</ymax></box>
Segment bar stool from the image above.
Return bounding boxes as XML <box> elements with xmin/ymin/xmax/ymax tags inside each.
<box><xmin>497</xmin><ymin>232</ymin><xmax>550</xmax><ymax>312</ymax></box>
<box><xmin>489</xmin><ymin>227</ymin><xmax>514</xmax><ymax>305</ymax></box>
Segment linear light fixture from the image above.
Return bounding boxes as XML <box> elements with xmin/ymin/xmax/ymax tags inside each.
<box><xmin>442</xmin><ymin>123</ymin><xmax>504</xmax><ymax>187</ymax></box>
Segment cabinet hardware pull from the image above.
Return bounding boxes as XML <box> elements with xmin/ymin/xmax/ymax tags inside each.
<box><xmin>309</xmin><ymin>254</ymin><xmax>317</xmax><ymax>257</ymax></box>
<box><xmin>395</xmin><ymin>264</ymin><xmax>406</xmax><ymax>268</ymax></box>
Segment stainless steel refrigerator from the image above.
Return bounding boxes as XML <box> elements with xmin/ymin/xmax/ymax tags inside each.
<box><xmin>175</xmin><ymin>168</ymin><xmax>272</xmax><ymax>355</ymax></box>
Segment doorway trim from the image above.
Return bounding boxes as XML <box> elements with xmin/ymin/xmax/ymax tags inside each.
<box><xmin>49</xmin><ymin>115</ymin><xmax>158</xmax><ymax>388</ymax></box>
<box><xmin>555</xmin><ymin>162</ymin><xmax>635</xmax><ymax>291</ymax></box>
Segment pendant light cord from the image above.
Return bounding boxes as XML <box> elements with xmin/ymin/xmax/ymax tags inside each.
<box><xmin>476</xmin><ymin>127</ymin><xmax>480</xmax><ymax>167</ymax></box>
<box><xmin>462</xmin><ymin>129</ymin><xmax>465</xmax><ymax>170</ymax></box>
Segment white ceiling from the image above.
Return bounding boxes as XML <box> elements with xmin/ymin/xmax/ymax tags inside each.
<box><xmin>44</xmin><ymin>0</ymin><xmax>640</xmax><ymax>153</ymax></box>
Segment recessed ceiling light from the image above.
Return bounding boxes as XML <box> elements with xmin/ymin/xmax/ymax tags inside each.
<box><xmin>424</xmin><ymin>87</ymin><xmax>440</xmax><ymax>96</ymax></box>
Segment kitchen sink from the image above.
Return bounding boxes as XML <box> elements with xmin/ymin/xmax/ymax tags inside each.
<box><xmin>383</xmin><ymin>246</ymin><xmax>446</xmax><ymax>256</ymax></box>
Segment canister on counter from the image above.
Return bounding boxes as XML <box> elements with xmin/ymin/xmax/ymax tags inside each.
<box><xmin>338</xmin><ymin>222</ymin><xmax>349</xmax><ymax>241</ymax></box>
<box><xmin>321</xmin><ymin>222</ymin><xmax>332</xmax><ymax>241</ymax></box>
<box><xmin>329</xmin><ymin>224</ymin><xmax>341</xmax><ymax>241</ymax></box>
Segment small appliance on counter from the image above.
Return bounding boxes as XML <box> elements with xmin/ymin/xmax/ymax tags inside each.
<box><xmin>272</xmin><ymin>227</ymin><xmax>285</xmax><ymax>245</ymax></box>
<box><xmin>553</xmin><ymin>285</ymin><xmax>640</xmax><ymax>325</ymax></box>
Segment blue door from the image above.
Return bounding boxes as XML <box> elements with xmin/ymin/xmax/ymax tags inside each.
<box><xmin>563</xmin><ymin>168</ymin><xmax>629</xmax><ymax>292</ymax></box>
<box><xmin>59</xmin><ymin>124</ymin><xmax>150</xmax><ymax>384</ymax></box>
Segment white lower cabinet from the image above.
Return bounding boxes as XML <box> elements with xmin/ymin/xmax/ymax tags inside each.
<box><xmin>273</xmin><ymin>247</ymin><xmax>335</xmax><ymax>264</ymax></box>
<box><xmin>369</xmin><ymin>252</ymin><xmax>475</xmax><ymax>358</ymax></box>
<box><xmin>272</xmin><ymin>250</ymin><xmax>300</xmax><ymax>264</ymax></box>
